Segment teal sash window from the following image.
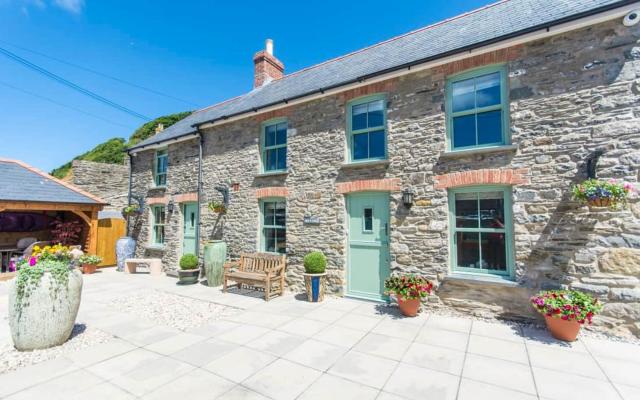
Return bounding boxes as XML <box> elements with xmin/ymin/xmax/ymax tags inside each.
<box><xmin>154</xmin><ymin>149</ymin><xmax>168</xmax><ymax>186</ymax></box>
<box><xmin>446</xmin><ymin>66</ymin><xmax>509</xmax><ymax>150</ymax></box>
<box><xmin>152</xmin><ymin>205</ymin><xmax>166</xmax><ymax>245</ymax></box>
<box><xmin>448</xmin><ymin>186</ymin><xmax>514</xmax><ymax>277</ymax></box>
<box><xmin>262</xmin><ymin>120</ymin><xmax>287</xmax><ymax>172</ymax></box>
<box><xmin>261</xmin><ymin>199</ymin><xmax>286</xmax><ymax>254</ymax></box>
<box><xmin>347</xmin><ymin>95</ymin><xmax>387</xmax><ymax>162</ymax></box>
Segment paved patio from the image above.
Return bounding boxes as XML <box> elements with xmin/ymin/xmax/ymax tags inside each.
<box><xmin>0</xmin><ymin>268</ymin><xmax>639</xmax><ymax>400</ymax></box>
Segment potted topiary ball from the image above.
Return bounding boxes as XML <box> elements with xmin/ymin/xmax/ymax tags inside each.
<box><xmin>178</xmin><ymin>254</ymin><xmax>200</xmax><ymax>285</ymax></box>
<box><xmin>303</xmin><ymin>251</ymin><xmax>327</xmax><ymax>302</ymax></box>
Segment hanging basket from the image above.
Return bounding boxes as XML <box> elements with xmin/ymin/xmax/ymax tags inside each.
<box><xmin>587</xmin><ymin>198</ymin><xmax>612</xmax><ymax>208</ymax></box>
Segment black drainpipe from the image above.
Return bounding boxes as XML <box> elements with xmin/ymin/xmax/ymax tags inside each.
<box><xmin>126</xmin><ymin>152</ymin><xmax>133</xmax><ymax>237</ymax></box>
<box><xmin>195</xmin><ymin>129</ymin><xmax>204</xmax><ymax>260</ymax></box>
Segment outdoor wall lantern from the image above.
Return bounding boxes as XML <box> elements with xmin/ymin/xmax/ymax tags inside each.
<box><xmin>167</xmin><ymin>200</ymin><xmax>175</xmax><ymax>213</ymax></box>
<box><xmin>402</xmin><ymin>188</ymin><xmax>415</xmax><ymax>208</ymax></box>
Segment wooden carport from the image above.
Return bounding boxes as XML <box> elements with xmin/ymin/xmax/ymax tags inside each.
<box><xmin>0</xmin><ymin>159</ymin><xmax>106</xmax><ymax>255</ymax></box>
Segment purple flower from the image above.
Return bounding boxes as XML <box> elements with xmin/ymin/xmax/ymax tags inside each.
<box><xmin>29</xmin><ymin>257</ymin><xmax>37</xmax><ymax>267</ymax></box>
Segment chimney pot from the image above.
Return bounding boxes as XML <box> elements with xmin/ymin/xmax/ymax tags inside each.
<box><xmin>266</xmin><ymin>39</ymin><xmax>274</xmax><ymax>55</ymax></box>
<box><xmin>253</xmin><ymin>39</ymin><xmax>284</xmax><ymax>88</ymax></box>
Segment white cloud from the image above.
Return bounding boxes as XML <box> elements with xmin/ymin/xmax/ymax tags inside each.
<box><xmin>52</xmin><ymin>0</ymin><xmax>83</xmax><ymax>13</ymax></box>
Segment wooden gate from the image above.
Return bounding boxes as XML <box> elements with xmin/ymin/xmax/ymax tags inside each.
<box><xmin>96</xmin><ymin>218</ymin><xmax>126</xmax><ymax>267</ymax></box>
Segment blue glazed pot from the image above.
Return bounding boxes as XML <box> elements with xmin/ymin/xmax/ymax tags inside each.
<box><xmin>304</xmin><ymin>273</ymin><xmax>326</xmax><ymax>302</ymax></box>
<box><xmin>116</xmin><ymin>236</ymin><xmax>136</xmax><ymax>272</ymax></box>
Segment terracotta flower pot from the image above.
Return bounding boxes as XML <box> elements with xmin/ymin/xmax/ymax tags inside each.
<box><xmin>81</xmin><ymin>263</ymin><xmax>97</xmax><ymax>274</ymax></box>
<box><xmin>587</xmin><ymin>198</ymin><xmax>611</xmax><ymax>207</ymax></box>
<box><xmin>398</xmin><ymin>297</ymin><xmax>421</xmax><ymax>317</ymax></box>
<box><xmin>544</xmin><ymin>315</ymin><xmax>581</xmax><ymax>341</ymax></box>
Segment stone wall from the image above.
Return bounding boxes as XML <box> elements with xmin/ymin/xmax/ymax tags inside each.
<box><xmin>71</xmin><ymin>160</ymin><xmax>129</xmax><ymax>212</ymax></box>
<box><xmin>130</xmin><ymin>18</ymin><xmax>640</xmax><ymax>337</ymax></box>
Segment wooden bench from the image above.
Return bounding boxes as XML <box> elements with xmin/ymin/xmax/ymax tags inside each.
<box><xmin>223</xmin><ymin>253</ymin><xmax>286</xmax><ymax>301</ymax></box>
<box><xmin>124</xmin><ymin>258</ymin><xmax>162</xmax><ymax>276</ymax></box>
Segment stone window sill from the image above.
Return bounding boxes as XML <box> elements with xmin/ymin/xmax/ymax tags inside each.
<box><xmin>256</xmin><ymin>170</ymin><xmax>289</xmax><ymax>178</ymax></box>
<box><xmin>439</xmin><ymin>144</ymin><xmax>518</xmax><ymax>159</ymax></box>
<box><xmin>444</xmin><ymin>272</ymin><xmax>522</xmax><ymax>287</ymax></box>
<box><xmin>340</xmin><ymin>160</ymin><xmax>390</xmax><ymax>170</ymax></box>
<box><xmin>145</xmin><ymin>245</ymin><xmax>165</xmax><ymax>251</ymax></box>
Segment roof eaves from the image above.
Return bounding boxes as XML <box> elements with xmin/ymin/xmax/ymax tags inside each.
<box><xmin>191</xmin><ymin>0</ymin><xmax>634</xmax><ymax>130</ymax></box>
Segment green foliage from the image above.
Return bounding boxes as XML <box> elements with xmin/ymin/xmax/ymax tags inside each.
<box><xmin>51</xmin><ymin>111</ymin><xmax>191</xmax><ymax>178</ymax></box>
<box><xmin>127</xmin><ymin>111</ymin><xmax>192</xmax><ymax>146</ymax></box>
<box><xmin>303</xmin><ymin>251</ymin><xmax>326</xmax><ymax>274</ymax></box>
<box><xmin>531</xmin><ymin>290</ymin><xmax>603</xmax><ymax>324</ymax></box>
<box><xmin>384</xmin><ymin>274</ymin><xmax>433</xmax><ymax>300</ymax></box>
<box><xmin>208</xmin><ymin>201</ymin><xmax>226</xmax><ymax>213</ymax></box>
<box><xmin>572</xmin><ymin>179</ymin><xmax>635</xmax><ymax>209</ymax></box>
<box><xmin>179</xmin><ymin>254</ymin><xmax>199</xmax><ymax>270</ymax></box>
<box><xmin>51</xmin><ymin>138</ymin><xmax>127</xmax><ymax>178</ymax></box>
<box><xmin>14</xmin><ymin>260</ymin><xmax>71</xmax><ymax>314</ymax></box>
<box><xmin>78</xmin><ymin>254</ymin><xmax>102</xmax><ymax>265</ymax></box>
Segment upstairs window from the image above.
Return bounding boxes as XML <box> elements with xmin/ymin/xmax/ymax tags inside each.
<box><xmin>262</xmin><ymin>120</ymin><xmax>287</xmax><ymax>172</ymax></box>
<box><xmin>348</xmin><ymin>95</ymin><xmax>387</xmax><ymax>162</ymax></box>
<box><xmin>154</xmin><ymin>149</ymin><xmax>168</xmax><ymax>187</ymax></box>
<box><xmin>261</xmin><ymin>199</ymin><xmax>286</xmax><ymax>254</ymax></box>
<box><xmin>446</xmin><ymin>66</ymin><xmax>509</xmax><ymax>150</ymax></box>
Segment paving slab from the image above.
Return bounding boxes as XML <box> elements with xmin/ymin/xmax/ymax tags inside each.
<box><xmin>242</xmin><ymin>359</ymin><xmax>322</xmax><ymax>400</ymax></box>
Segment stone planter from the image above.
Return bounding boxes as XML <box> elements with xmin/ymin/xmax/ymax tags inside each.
<box><xmin>204</xmin><ymin>240</ymin><xmax>227</xmax><ymax>287</ymax></box>
<box><xmin>81</xmin><ymin>263</ymin><xmax>97</xmax><ymax>274</ymax></box>
<box><xmin>398</xmin><ymin>297</ymin><xmax>421</xmax><ymax>317</ymax></box>
<box><xmin>303</xmin><ymin>272</ymin><xmax>326</xmax><ymax>302</ymax></box>
<box><xmin>544</xmin><ymin>316</ymin><xmax>581</xmax><ymax>341</ymax></box>
<box><xmin>116</xmin><ymin>236</ymin><xmax>136</xmax><ymax>272</ymax></box>
<box><xmin>178</xmin><ymin>268</ymin><xmax>200</xmax><ymax>285</ymax></box>
<box><xmin>8</xmin><ymin>269</ymin><xmax>83</xmax><ymax>351</ymax></box>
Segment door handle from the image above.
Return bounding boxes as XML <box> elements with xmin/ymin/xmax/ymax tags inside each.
<box><xmin>385</xmin><ymin>223</ymin><xmax>389</xmax><ymax>236</ymax></box>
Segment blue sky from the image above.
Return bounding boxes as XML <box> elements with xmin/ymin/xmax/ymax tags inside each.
<box><xmin>0</xmin><ymin>0</ymin><xmax>491</xmax><ymax>172</ymax></box>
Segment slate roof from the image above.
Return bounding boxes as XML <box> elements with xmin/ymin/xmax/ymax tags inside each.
<box><xmin>0</xmin><ymin>159</ymin><xmax>104</xmax><ymax>205</ymax></box>
<box><xmin>129</xmin><ymin>0</ymin><xmax>631</xmax><ymax>151</ymax></box>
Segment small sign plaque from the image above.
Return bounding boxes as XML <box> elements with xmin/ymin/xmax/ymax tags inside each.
<box><xmin>303</xmin><ymin>215</ymin><xmax>320</xmax><ymax>225</ymax></box>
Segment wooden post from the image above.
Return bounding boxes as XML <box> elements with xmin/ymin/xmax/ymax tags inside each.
<box><xmin>87</xmin><ymin>211</ymin><xmax>98</xmax><ymax>254</ymax></box>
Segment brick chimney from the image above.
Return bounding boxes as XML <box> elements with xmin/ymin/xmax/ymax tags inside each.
<box><xmin>253</xmin><ymin>39</ymin><xmax>284</xmax><ymax>88</ymax></box>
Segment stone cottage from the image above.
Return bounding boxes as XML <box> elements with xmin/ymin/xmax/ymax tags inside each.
<box><xmin>127</xmin><ymin>0</ymin><xmax>640</xmax><ymax>337</ymax></box>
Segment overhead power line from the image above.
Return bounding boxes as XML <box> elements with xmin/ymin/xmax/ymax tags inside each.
<box><xmin>0</xmin><ymin>80</ymin><xmax>136</xmax><ymax>129</ymax></box>
<box><xmin>0</xmin><ymin>46</ymin><xmax>151</xmax><ymax>121</ymax></box>
<box><xmin>0</xmin><ymin>40</ymin><xmax>200</xmax><ymax>107</ymax></box>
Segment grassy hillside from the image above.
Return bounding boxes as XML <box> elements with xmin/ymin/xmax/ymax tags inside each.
<box><xmin>51</xmin><ymin>111</ymin><xmax>191</xmax><ymax>179</ymax></box>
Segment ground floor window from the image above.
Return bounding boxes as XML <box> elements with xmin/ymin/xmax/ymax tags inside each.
<box><xmin>261</xmin><ymin>199</ymin><xmax>286</xmax><ymax>254</ymax></box>
<box><xmin>448</xmin><ymin>186</ymin><xmax>513</xmax><ymax>276</ymax></box>
<box><xmin>151</xmin><ymin>205</ymin><xmax>166</xmax><ymax>245</ymax></box>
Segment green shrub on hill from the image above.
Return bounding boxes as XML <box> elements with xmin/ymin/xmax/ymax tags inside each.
<box><xmin>50</xmin><ymin>111</ymin><xmax>191</xmax><ymax>179</ymax></box>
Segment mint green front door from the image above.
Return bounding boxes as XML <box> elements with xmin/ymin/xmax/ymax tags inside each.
<box><xmin>182</xmin><ymin>203</ymin><xmax>198</xmax><ymax>256</ymax></box>
<box><xmin>347</xmin><ymin>192</ymin><xmax>390</xmax><ymax>301</ymax></box>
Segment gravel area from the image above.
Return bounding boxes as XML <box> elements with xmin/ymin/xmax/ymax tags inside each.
<box><xmin>0</xmin><ymin>323</ymin><xmax>113</xmax><ymax>374</ymax></box>
<box><xmin>112</xmin><ymin>289</ymin><xmax>240</xmax><ymax>331</ymax></box>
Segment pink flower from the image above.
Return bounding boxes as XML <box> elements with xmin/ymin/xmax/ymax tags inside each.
<box><xmin>561</xmin><ymin>315</ymin><xmax>569</xmax><ymax>321</ymax></box>
<box><xmin>29</xmin><ymin>257</ymin><xmax>37</xmax><ymax>267</ymax></box>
